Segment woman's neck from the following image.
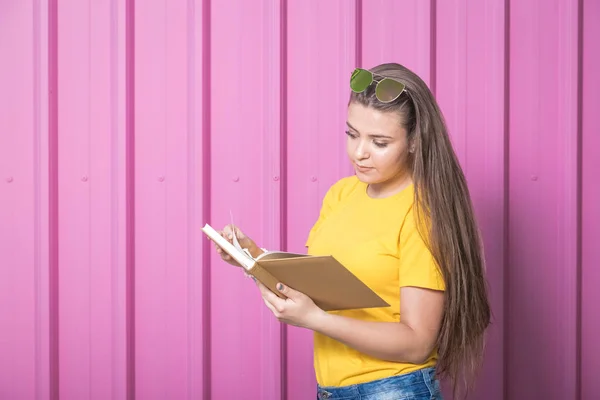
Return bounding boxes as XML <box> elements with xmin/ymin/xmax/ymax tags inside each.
<box><xmin>366</xmin><ymin>171</ymin><xmax>413</xmax><ymax>199</ymax></box>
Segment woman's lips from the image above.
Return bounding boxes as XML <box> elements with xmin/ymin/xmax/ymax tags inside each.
<box><xmin>355</xmin><ymin>164</ymin><xmax>373</xmax><ymax>173</ymax></box>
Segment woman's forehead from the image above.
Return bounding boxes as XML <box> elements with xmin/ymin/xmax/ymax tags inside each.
<box><xmin>347</xmin><ymin>102</ymin><xmax>406</xmax><ymax>137</ymax></box>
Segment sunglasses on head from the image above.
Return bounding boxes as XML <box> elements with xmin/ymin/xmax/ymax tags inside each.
<box><xmin>350</xmin><ymin>68</ymin><xmax>406</xmax><ymax>103</ymax></box>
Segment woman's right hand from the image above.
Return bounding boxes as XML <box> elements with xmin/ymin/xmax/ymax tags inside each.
<box><xmin>212</xmin><ymin>224</ymin><xmax>263</xmax><ymax>267</ymax></box>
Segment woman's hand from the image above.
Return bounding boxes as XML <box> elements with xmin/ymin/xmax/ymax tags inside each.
<box><xmin>256</xmin><ymin>281</ymin><xmax>326</xmax><ymax>329</ymax></box>
<box><xmin>211</xmin><ymin>224</ymin><xmax>264</xmax><ymax>267</ymax></box>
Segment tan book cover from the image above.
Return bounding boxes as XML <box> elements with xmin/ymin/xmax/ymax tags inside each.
<box><xmin>202</xmin><ymin>223</ymin><xmax>390</xmax><ymax>311</ymax></box>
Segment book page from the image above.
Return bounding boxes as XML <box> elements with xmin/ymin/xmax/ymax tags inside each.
<box><xmin>256</xmin><ymin>251</ymin><xmax>308</xmax><ymax>261</ymax></box>
<box><xmin>230</xmin><ymin>210</ymin><xmax>243</xmax><ymax>251</ymax></box>
<box><xmin>228</xmin><ymin>212</ymin><xmax>306</xmax><ymax>262</ymax></box>
<box><xmin>230</xmin><ymin>211</ymin><xmax>254</xmax><ymax>260</ymax></box>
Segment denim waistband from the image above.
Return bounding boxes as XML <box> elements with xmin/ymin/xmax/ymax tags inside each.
<box><xmin>316</xmin><ymin>367</ymin><xmax>441</xmax><ymax>400</ymax></box>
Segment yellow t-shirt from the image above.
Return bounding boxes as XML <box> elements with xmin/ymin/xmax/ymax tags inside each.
<box><xmin>305</xmin><ymin>175</ymin><xmax>445</xmax><ymax>387</ymax></box>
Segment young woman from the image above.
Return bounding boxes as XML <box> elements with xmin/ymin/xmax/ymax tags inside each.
<box><xmin>212</xmin><ymin>63</ymin><xmax>491</xmax><ymax>400</ymax></box>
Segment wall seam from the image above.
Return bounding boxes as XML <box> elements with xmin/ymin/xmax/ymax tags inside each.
<box><xmin>125</xmin><ymin>0</ymin><xmax>136</xmax><ymax>398</ymax></box>
<box><xmin>201</xmin><ymin>0</ymin><xmax>212</xmax><ymax>398</ymax></box>
<box><xmin>279</xmin><ymin>0</ymin><xmax>288</xmax><ymax>397</ymax></box>
<box><xmin>575</xmin><ymin>0</ymin><xmax>584</xmax><ymax>398</ymax></box>
<box><xmin>502</xmin><ymin>0</ymin><xmax>511</xmax><ymax>398</ymax></box>
<box><xmin>48</xmin><ymin>0</ymin><xmax>59</xmax><ymax>398</ymax></box>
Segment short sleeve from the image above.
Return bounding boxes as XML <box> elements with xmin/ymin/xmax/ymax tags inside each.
<box><xmin>305</xmin><ymin>178</ymin><xmax>350</xmax><ymax>247</ymax></box>
<box><xmin>398</xmin><ymin>208</ymin><xmax>446</xmax><ymax>291</ymax></box>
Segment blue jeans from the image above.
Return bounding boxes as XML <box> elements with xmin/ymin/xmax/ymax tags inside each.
<box><xmin>316</xmin><ymin>367</ymin><xmax>442</xmax><ymax>400</ymax></box>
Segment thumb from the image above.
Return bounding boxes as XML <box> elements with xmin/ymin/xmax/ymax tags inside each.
<box><xmin>234</xmin><ymin>226</ymin><xmax>246</xmax><ymax>239</ymax></box>
<box><xmin>276</xmin><ymin>283</ymin><xmax>300</xmax><ymax>300</ymax></box>
<box><xmin>225</xmin><ymin>225</ymin><xmax>245</xmax><ymax>240</ymax></box>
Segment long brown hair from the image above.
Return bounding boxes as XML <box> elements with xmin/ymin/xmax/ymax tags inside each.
<box><xmin>350</xmin><ymin>63</ymin><xmax>491</xmax><ymax>397</ymax></box>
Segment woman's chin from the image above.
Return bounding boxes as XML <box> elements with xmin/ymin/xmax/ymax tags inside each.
<box><xmin>354</xmin><ymin>171</ymin><xmax>381</xmax><ymax>184</ymax></box>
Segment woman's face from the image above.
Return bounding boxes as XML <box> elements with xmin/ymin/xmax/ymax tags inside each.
<box><xmin>346</xmin><ymin>102</ymin><xmax>412</xmax><ymax>197</ymax></box>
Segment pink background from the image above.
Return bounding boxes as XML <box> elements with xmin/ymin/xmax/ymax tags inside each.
<box><xmin>1</xmin><ymin>0</ymin><xmax>599</xmax><ymax>399</ymax></box>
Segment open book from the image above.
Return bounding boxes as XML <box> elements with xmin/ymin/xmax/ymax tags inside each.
<box><xmin>202</xmin><ymin>223</ymin><xmax>389</xmax><ymax>311</ymax></box>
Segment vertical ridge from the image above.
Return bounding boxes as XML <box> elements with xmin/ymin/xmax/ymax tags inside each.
<box><xmin>575</xmin><ymin>0</ymin><xmax>584</xmax><ymax>398</ymax></box>
<box><xmin>502</xmin><ymin>0</ymin><xmax>510</xmax><ymax>398</ymax></box>
<box><xmin>33</xmin><ymin>0</ymin><xmax>43</xmax><ymax>397</ymax></box>
<box><xmin>186</xmin><ymin>0</ymin><xmax>196</xmax><ymax>398</ymax></box>
<box><xmin>557</xmin><ymin>0</ymin><xmax>580</xmax><ymax>396</ymax></box>
<box><xmin>201</xmin><ymin>0</ymin><xmax>212</xmax><ymax>398</ymax></box>
<box><xmin>279</xmin><ymin>0</ymin><xmax>288</xmax><ymax>398</ymax></box>
<box><xmin>260</xmin><ymin>1</ymin><xmax>284</xmax><ymax>397</ymax></box>
<box><xmin>47</xmin><ymin>0</ymin><xmax>59</xmax><ymax>398</ymax></box>
<box><xmin>355</xmin><ymin>0</ymin><xmax>362</xmax><ymax>67</ymax></box>
<box><xmin>125</xmin><ymin>0</ymin><xmax>136</xmax><ymax>398</ymax></box>
<box><xmin>430</xmin><ymin>0</ymin><xmax>437</xmax><ymax>94</ymax></box>
<box><xmin>109</xmin><ymin>0</ymin><xmax>120</xmax><ymax>397</ymax></box>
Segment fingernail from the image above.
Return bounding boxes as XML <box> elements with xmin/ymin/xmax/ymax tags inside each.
<box><xmin>277</xmin><ymin>283</ymin><xmax>283</xmax><ymax>291</ymax></box>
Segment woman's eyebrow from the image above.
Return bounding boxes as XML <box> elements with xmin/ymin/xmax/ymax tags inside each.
<box><xmin>346</xmin><ymin>122</ymin><xmax>393</xmax><ymax>139</ymax></box>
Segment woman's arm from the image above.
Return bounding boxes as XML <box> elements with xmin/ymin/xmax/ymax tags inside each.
<box><xmin>261</xmin><ymin>283</ymin><xmax>445</xmax><ymax>365</ymax></box>
<box><xmin>310</xmin><ymin>286</ymin><xmax>444</xmax><ymax>364</ymax></box>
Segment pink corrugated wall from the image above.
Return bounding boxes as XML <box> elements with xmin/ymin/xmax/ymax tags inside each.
<box><xmin>1</xmin><ymin>0</ymin><xmax>598</xmax><ymax>399</ymax></box>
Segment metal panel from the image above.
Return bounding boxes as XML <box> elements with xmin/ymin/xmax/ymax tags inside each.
<box><xmin>133</xmin><ymin>0</ymin><xmax>208</xmax><ymax>398</ymax></box>
<box><xmin>208</xmin><ymin>0</ymin><xmax>283</xmax><ymax>399</ymax></box>
<box><xmin>581</xmin><ymin>0</ymin><xmax>600</xmax><ymax>398</ymax></box>
<box><xmin>286</xmin><ymin>1</ymin><xmax>358</xmax><ymax>399</ymax></box>
<box><xmin>436</xmin><ymin>1</ymin><xmax>506</xmax><ymax>398</ymax></box>
<box><xmin>1</xmin><ymin>0</ymin><xmax>599</xmax><ymax>399</ymax></box>
<box><xmin>361</xmin><ymin>0</ymin><xmax>433</xmax><ymax>87</ymax></box>
<box><xmin>507</xmin><ymin>0</ymin><xmax>580</xmax><ymax>398</ymax></box>
<box><xmin>55</xmin><ymin>0</ymin><xmax>127</xmax><ymax>398</ymax></box>
<box><xmin>0</xmin><ymin>1</ymin><xmax>51</xmax><ymax>399</ymax></box>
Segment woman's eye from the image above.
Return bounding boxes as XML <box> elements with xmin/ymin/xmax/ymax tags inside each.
<box><xmin>345</xmin><ymin>130</ymin><xmax>357</xmax><ymax>139</ymax></box>
<box><xmin>374</xmin><ymin>142</ymin><xmax>387</xmax><ymax>148</ymax></box>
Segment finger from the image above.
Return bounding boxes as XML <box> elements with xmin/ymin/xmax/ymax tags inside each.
<box><xmin>223</xmin><ymin>224</ymin><xmax>247</xmax><ymax>241</ymax></box>
<box><xmin>275</xmin><ymin>283</ymin><xmax>300</xmax><ymax>301</ymax></box>
<box><xmin>222</xmin><ymin>225</ymin><xmax>235</xmax><ymax>240</ymax></box>
<box><xmin>213</xmin><ymin>243</ymin><xmax>229</xmax><ymax>259</ymax></box>
<box><xmin>256</xmin><ymin>281</ymin><xmax>271</xmax><ymax>296</ymax></box>
<box><xmin>256</xmin><ymin>281</ymin><xmax>277</xmax><ymax>299</ymax></box>
<box><xmin>262</xmin><ymin>297</ymin><xmax>280</xmax><ymax>318</ymax></box>
<box><xmin>233</xmin><ymin>226</ymin><xmax>246</xmax><ymax>239</ymax></box>
<box><xmin>259</xmin><ymin>288</ymin><xmax>285</xmax><ymax>314</ymax></box>
<box><xmin>257</xmin><ymin>282</ymin><xmax>287</xmax><ymax>309</ymax></box>
<box><xmin>214</xmin><ymin>244</ymin><xmax>226</xmax><ymax>257</ymax></box>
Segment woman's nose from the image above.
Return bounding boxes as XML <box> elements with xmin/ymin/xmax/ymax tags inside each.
<box><xmin>354</xmin><ymin>140</ymin><xmax>369</xmax><ymax>160</ymax></box>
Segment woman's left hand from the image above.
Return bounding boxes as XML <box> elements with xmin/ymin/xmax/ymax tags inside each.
<box><xmin>256</xmin><ymin>281</ymin><xmax>325</xmax><ymax>329</ymax></box>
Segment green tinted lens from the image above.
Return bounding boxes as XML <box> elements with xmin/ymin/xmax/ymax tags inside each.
<box><xmin>375</xmin><ymin>78</ymin><xmax>406</xmax><ymax>103</ymax></box>
<box><xmin>350</xmin><ymin>68</ymin><xmax>373</xmax><ymax>92</ymax></box>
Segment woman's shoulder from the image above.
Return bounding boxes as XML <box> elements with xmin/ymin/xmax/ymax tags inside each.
<box><xmin>325</xmin><ymin>175</ymin><xmax>363</xmax><ymax>201</ymax></box>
